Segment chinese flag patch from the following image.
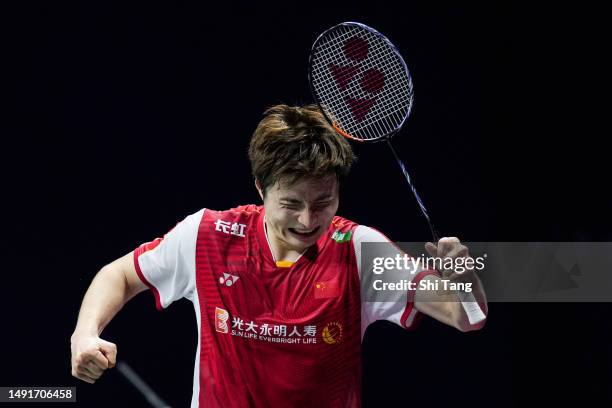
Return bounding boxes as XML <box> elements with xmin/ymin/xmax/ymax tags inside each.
<box><xmin>314</xmin><ymin>279</ymin><xmax>340</xmax><ymax>299</ymax></box>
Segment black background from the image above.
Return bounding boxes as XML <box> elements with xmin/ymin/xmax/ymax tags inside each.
<box><xmin>2</xmin><ymin>1</ymin><xmax>610</xmax><ymax>407</ymax></box>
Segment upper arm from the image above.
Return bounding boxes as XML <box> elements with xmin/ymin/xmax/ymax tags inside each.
<box><xmin>104</xmin><ymin>251</ymin><xmax>148</xmax><ymax>300</ymax></box>
<box><xmin>132</xmin><ymin>209</ymin><xmax>203</xmax><ymax>310</ymax></box>
<box><xmin>354</xmin><ymin>225</ymin><xmax>433</xmax><ymax>332</ymax></box>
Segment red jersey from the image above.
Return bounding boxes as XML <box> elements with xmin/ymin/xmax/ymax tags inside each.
<box><xmin>134</xmin><ymin>205</ymin><xmax>436</xmax><ymax>407</ymax></box>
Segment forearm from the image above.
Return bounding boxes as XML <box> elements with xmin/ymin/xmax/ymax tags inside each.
<box><xmin>72</xmin><ymin>266</ymin><xmax>134</xmax><ymax>338</ymax></box>
<box><xmin>415</xmin><ymin>273</ymin><xmax>488</xmax><ymax>332</ymax></box>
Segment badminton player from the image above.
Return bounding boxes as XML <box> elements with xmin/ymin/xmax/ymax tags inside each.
<box><xmin>71</xmin><ymin>104</ymin><xmax>487</xmax><ymax>407</ymax></box>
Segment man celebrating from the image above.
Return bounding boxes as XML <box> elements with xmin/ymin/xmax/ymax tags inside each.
<box><xmin>71</xmin><ymin>104</ymin><xmax>487</xmax><ymax>407</ymax></box>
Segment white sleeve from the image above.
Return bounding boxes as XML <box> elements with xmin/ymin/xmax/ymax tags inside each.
<box><xmin>133</xmin><ymin>209</ymin><xmax>204</xmax><ymax>310</ymax></box>
<box><xmin>353</xmin><ymin>225</ymin><xmax>439</xmax><ymax>335</ymax></box>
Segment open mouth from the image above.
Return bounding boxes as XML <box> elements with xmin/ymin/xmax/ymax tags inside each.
<box><xmin>288</xmin><ymin>227</ymin><xmax>320</xmax><ymax>239</ymax></box>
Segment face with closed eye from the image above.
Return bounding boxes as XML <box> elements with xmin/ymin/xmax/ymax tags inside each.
<box><xmin>256</xmin><ymin>174</ymin><xmax>339</xmax><ymax>257</ymax></box>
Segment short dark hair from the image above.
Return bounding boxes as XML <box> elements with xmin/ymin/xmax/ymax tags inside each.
<box><xmin>248</xmin><ymin>104</ymin><xmax>356</xmax><ymax>195</ymax></box>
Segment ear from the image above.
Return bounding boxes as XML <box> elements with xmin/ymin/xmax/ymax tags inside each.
<box><xmin>254</xmin><ymin>179</ymin><xmax>264</xmax><ymax>200</ymax></box>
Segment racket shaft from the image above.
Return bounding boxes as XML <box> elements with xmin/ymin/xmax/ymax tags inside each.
<box><xmin>117</xmin><ymin>361</ymin><xmax>171</xmax><ymax>408</ymax></box>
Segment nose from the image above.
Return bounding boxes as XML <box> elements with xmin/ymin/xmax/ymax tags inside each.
<box><xmin>297</xmin><ymin>208</ymin><xmax>317</xmax><ymax>229</ymax></box>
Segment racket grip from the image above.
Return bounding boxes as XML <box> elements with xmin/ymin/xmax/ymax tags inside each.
<box><xmin>457</xmin><ymin>291</ymin><xmax>486</xmax><ymax>325</ymax></box>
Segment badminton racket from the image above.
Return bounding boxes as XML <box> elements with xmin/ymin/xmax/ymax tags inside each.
<box><xmin>309</xmin><ymin>21</ymin><xmax>485</xmax><ymax>324</ymax></box>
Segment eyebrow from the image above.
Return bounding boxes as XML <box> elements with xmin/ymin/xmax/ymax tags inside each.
<box><xmin>279</xmin><ymin>194</ymin><xmax>333</xmax><ymax>203</ymax></box>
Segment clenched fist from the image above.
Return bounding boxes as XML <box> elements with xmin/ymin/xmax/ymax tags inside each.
<box><xmin>70</xmin><ymin>334</ymin><xmax>117</xmax><ymax>384</ymax></box>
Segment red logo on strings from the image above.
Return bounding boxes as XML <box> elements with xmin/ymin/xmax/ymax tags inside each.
<box><xmin>328</xmin><ymin>36</ymin><xmax>386</xmax><ymax>122</ymax></box>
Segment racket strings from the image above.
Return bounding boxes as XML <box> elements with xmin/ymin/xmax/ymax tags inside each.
<box><xmin>311</xmin><ymin>24</ymin><xmax>413</xmax><ymax>141</ymax></box>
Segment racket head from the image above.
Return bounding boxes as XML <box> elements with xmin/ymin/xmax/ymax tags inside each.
<box><xmin>309</xmin><ymin>22</ymin><xmax>414</xmax><ymax>143</ymax></box>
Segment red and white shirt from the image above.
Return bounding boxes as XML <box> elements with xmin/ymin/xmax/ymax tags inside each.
<box><xmin>134</xmin><ymin>205</ymin><xmax>437</xmax><ymax>408</ymax></box>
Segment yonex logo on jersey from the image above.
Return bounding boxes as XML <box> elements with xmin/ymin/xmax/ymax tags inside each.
<box><xmin>331</xmin><ymin>230</ymin><xmax>352</xmax><ymax>243</ymax></box>
<box><xmin>215</xmin><ymin>307</ymin><xmax>229</xmax><ymax>334</ymax></box>
<box><xmin>219</xmin><ymin>273</ymin><xmax>240</xmax><ymax>287</ymax></box>
<box><xmin>321</xmin><ymin>321</ymin><xmax>343</xmax><ymax>345</ymax></box>
<box><xmin>214</xmin><ymin>219</ymin><xmax>247</xmax><ymax>237</ymax></box>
